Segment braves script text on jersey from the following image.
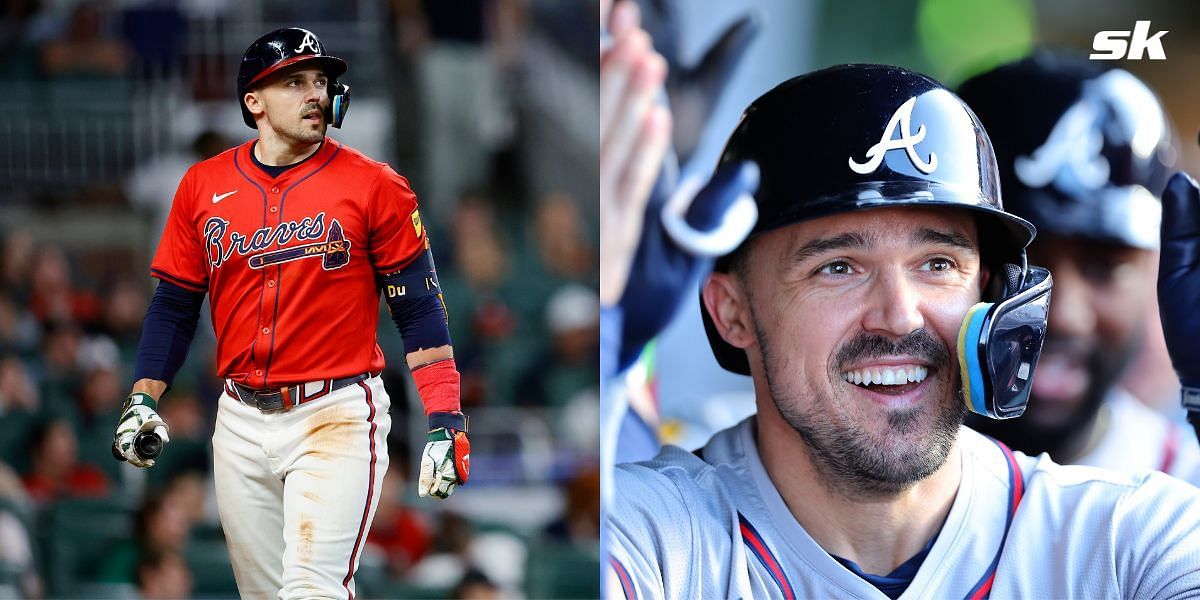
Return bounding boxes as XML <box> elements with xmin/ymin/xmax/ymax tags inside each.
<box><xmin>608</xmin><ymin>418</ymin><xmax>1200</xmax><ymax>599</ymax></box>
<box><xmin>152</xmin><ymin>137</ymin><xmax>426</xmax><ymax>388</ymax></box>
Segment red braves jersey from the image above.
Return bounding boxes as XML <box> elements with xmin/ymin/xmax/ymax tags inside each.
<box><xmin>151</xmin><ymin>138</ymin><xmax>427</xmax><ymax>388</ymax></box>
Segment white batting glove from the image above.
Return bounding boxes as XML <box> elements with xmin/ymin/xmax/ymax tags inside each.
<box><xmin>113</xmin><ymin>392</ymin><xmax>170</xmax><ymax>468</ymax></box>
<box><xmin>419</xmin><ymin>412</ymin><xmax>470</xmax><ymax>499</ymax></box>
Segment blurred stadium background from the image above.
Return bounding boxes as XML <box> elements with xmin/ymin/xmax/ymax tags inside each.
<box><xmin>0</xmin><ymin>0</ymin><xmax>599</xmax><ymax>598</ymax></box>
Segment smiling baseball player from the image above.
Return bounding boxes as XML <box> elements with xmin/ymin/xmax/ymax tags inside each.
<box><xmin>606</xmin><ymin>65</ymin><xmax>1200</xmax><ymax>599</ymax></box>
<box><xmin>111</xmin><ymin>27</ymin><xmax>470</xmax><ymax>599</ymax></box>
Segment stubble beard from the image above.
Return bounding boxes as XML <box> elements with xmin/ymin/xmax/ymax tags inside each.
<box><xmin>285</xmin><ymin>120</ymin><xmax>326</xmax><ymax>146</ymax></box>
<box><xmin>753</xmin><ymin>315</ymin><xmax>967</xmax><ymax>500</ymax></box>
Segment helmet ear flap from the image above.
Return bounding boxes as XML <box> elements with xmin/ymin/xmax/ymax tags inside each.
<box><xmin>328</xmin><ymin>82</ymin><xmax>351</xmax><ymax>128</ymax></box>
<box><xmin>982</xmin><ymin>262</ymin><xmax>1023</xmax><ymax>301</ymax></box>
<box><xmin>959</xmin><ymin>264</ymin><xmax>1053</xmax><ymax>420</ymax></box>
<box><xmin>999</xmin><ymin>263</ymin><xmax>1024</xmax><ymax>297</ymax></box>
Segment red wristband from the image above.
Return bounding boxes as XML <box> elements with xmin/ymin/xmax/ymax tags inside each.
<box><xmin>412</xmin><ymin>358</ymin><xmax>461</xmax><ymax>415</ymax></box>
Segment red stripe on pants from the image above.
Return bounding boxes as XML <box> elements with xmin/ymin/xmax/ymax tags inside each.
<box><xmin>342</xmin><ymin>381</ymin><xmax>378</xmax><ymax>600</ymax></box>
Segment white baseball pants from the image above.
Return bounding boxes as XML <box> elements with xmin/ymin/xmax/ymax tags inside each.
<box><xmin>212</xmin><ymin>374</ymin><xmax>391</xmax><ymax>600</ymax></box>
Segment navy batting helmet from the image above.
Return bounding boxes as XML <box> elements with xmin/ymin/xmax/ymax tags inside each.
<box><xmin>702</xmin><ymin>64</ymin><xmax>1051</xmax><ymax>420</ymax></box>
<box><xmin>237</xmin><ymin>27</ymin><xmax>351</xmax><ymax>129</ymax></box>
<box><xmin>957</xmin><ymin>52</ymin><xmax>1176</xmax><ymax>250</ymax></box>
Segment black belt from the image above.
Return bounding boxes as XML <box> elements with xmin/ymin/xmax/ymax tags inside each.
<box><xmin>226</xmin><ymin>372</ymin><xmax>375</xmax><ymax>412</ymax></box>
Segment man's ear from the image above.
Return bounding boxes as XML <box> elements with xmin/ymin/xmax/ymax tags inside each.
<box><xmin>244</xmin><ymin>91</ymin><xmax>264</xmax><ymax>119</ymax></box>
<box><xmin>702</xmin><ymin>272</ymin><xmax>756</xmax><ymax>350</ymax></box>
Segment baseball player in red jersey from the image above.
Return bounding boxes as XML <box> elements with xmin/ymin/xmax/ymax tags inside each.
<box><xmin>110</xmin><ymin>28</ymin><xmax>470</xmax><ymax>599</ymax></box>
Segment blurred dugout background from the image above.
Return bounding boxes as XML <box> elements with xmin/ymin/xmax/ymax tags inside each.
<box><xmin>0</xmin><ymin>0</ymin><xmax>599</xmax><ymax>598</ymax></box>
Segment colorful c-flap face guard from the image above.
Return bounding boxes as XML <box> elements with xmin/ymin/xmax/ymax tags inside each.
<box><xmin>958</xmin><ymin>264</ymin><xmax>1053</xmax><ymax>419</ymax></box>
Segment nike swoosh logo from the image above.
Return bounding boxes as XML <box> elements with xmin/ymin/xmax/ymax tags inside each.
<box><xmin>212</xmin><ymin>190</ymin><xmax>238</xmax><ymax>204</ymax></box>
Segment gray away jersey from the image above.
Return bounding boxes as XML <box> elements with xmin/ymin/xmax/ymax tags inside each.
<box><xmin>607</xmin><ymin>418</ymin><xmax>1200</xmax><ymax>599</ymax></box>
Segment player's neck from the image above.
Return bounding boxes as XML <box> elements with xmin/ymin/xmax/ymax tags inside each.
<box><xmin>756</xmin><ymin>409</ymin><xmax>962</xmax><ymax>575</ymax></box>
<box><xmin>254</xmin><ymin>132</ymin><xmax>323</xmax><ymax>167</ymax></box>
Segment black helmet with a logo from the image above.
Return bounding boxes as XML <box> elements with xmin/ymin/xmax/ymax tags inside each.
<box><xmin>958</xmin><ymin>51</ymin><xmax>1176</xmax><ymax>250</ymax></box>
<box><xmin>701</xmin><ymin>64</ymin><xmax>1051</xmax><ymax>421</ymax></box>
<box><xmin>716</xmin><ymin>64</ymin><xmax>1034</xmax><ymax>263</ymax></box>
<box><xmin>236</xmin><ymin>27</ymin><xmax>351</xmax><ymax>129</ymax></box>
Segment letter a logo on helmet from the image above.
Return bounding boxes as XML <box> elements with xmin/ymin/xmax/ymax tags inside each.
<box><xmin>848</xmin><ymin>96</ymin><xmax>939</xmax><ymax>175</ymax></box>
<box><xmin>294</xmin><ymin>31</ymin><xmax>321</xmax><ymax>55</ymax></box>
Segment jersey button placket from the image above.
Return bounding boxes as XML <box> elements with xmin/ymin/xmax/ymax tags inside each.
<box><xmin>259</xmin><ymin>184</ymin><xmax>284</xmax><ymax>386</ymax></box>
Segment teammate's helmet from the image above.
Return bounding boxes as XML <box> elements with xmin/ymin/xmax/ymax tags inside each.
<box><xmin>237</xmin><ymin>27</ymin><xmax>352</xmax><ymax>129</ymax></box>
<box><xmin>701</xmin><ymin>65</ymin><xmax>1051</xmax><ymax>420</ymax></box>
<box><xmin>957</xmin><ymin>52</ymin><xmax>1176</xmax><ymax>250</ymax></box>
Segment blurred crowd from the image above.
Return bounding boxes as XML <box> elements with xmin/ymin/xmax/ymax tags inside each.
<box><xmin>1</xmin><ymin>0</ymin><xmax>601</xmax><ymax>598</ymax></box>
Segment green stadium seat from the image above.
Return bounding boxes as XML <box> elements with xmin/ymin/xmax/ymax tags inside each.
<box><xmin>525</xmin><ymin>541</ymin><xmax>600</xmax><ymax>599</ymax></box>
<box><xmin>0</xmin><ymin>411</ymin><xmax>38</xmax><ymax>473</ymax></box>
<box><xmin>377</xmin><ymin>580</ymin><xmax>452</xmax><ymax>599</ymax></box>
<box><xmin>66</xmin><ymin>581</ymin><xmax>139</xmax><ymax>599</ymax></box>
<box><xmin>37</xmin><ymin>496</ymin><xmax>133</xmax><ymax>597</ymax></box>
<box><xmin>351</xmin><ymin>552</ymin><xmax>390</xmax><ymax>599</ymax></box>
<box><xmin>185</xmin><ymin>539</ymin><xmax>238</xmax><ymax>597</ymax></box>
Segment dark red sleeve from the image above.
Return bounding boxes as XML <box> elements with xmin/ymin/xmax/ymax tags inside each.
<box><xmin>149</xmin><ymin>170</ymin><xmax>209</xmax><ymax>292</ymax></box>
<box><xmin>369</xmin><ymin>165</ymin><xmax>428</xmax><ymax>274</ymax></box>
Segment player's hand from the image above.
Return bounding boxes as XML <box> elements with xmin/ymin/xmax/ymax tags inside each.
<box><xmin>616</xmin><ymin>160</ymin><xmax>759</xmax><ymax>370</ymax></box>
<box><xmin>600</xmin><ymin>0</ymin><xmax>671</xmax><ymax>307</ymax></box>
<box><xmin>419</xmin><ymin>412</ymin><xmax>470</xmax><ymax>499</ymax></box>
<box><xmin>112</xmin><ymin>392</ymin><xmax>170</xmax><ymax>468</ymax></box>
<box><xmin>1160</xmin><ymin>172</ymin><xmax>1200</xmax><ymax>389</ymax></box>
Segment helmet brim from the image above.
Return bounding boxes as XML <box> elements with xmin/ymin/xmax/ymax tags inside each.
<box><xmin>245</xmin><ymin>54</ymin><xmax>348</xmax><ymax>89</ymax></box>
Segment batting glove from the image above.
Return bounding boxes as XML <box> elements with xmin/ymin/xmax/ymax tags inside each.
<box><xmin>1160</xmin><ymin>171</ymin><xmax>1200</xmax><ymax>436</ymax></box>
<box><xmin>419</xmin><ymin>411</ymin><xmax>469</xmax><ymax>499</ymax></box>
<box><xmin>113</xmin><ymin>392</ymin><xmax>170</xmax><ymax>468</ymax></box>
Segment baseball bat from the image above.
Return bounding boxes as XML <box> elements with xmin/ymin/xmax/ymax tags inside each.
<box><xmin>111</xmin><ymin>430</ymin><xmax>164</xmax><ymax>462</ymax></box>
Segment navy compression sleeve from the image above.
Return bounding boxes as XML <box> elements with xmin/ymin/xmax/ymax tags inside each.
<box><xmin>380</xmin><ymin>249</ymin><xmax>452</xmax><ymax>353</ymax></box>
<box><xmin>386</xmin><ymin>294</ymin><xmax>452</xmax><ymax>353</ymax></box>
<box><xmin>133</xmin><ymin>280</ymin><xmax>205</xmax><ymax>384</ymax></box>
